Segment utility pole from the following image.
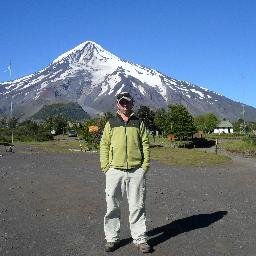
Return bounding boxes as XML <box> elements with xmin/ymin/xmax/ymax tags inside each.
<box><xmin>8</xmin><ymin>60</ymin><xmax>14</xmax><ymax>145</ymax></box>
<box><xmin>11</xmin><ymin>97</ymin><xmax>14</xmax><ymax>144</ymax></box>
<box><xmin>241</xmin><ymin>104</ymin><xmax>246</xmax><ymax>134</ymax></box>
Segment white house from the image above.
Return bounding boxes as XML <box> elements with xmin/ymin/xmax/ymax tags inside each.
<box><xmin>213</xmin><ymin>120</ymin><xmax>233</xmax><ymax>134</ymax></box>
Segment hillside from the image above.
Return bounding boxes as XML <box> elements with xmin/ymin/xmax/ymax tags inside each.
<box><xmin>31</xmin><ymin>102</ymin><xmax>90</xmax><ymax>121</ymax></box>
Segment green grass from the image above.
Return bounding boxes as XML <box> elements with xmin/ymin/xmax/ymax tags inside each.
<box><xmin>149</xmin><ymin>135</ymin><xmax>176</xmax><ymax>147</ymax></box>
<box><xmin>220</xmin><ymin>140</ymin><xmax>256</xmax><ymax>156</ymax></box>
<box><xmin>16</xmin><ymin>136</ymin><xmax>89</xmax><ymax>153</ymax></box>
<box><xmin>14</xmin><ymin>135</ymin><xmax>231</xmax><ymax>166</ymax></box>
<box><xmin>150</xmin><ymin>147</ymin><xmax>230</xmax><ymax>167</ymax></box>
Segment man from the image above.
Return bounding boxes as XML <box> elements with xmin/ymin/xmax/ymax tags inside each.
<box><xmin>100</xmin><ymin>92</ymin><xmax>152</xmax><ymax>253</ymax></box>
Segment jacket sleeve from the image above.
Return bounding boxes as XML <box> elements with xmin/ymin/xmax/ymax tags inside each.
<box><xmin>100</xmin><ymin>121</ymin><xmax>111</xmax><ymax>172</ymax></box>
<box><xmin>140</xmin><ymin>121</ymin><xmax>150</xmax><ymax>171</ymax></box>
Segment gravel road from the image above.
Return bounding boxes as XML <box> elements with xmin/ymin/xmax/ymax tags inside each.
<box><xmin>0</xmin><ymin>145</ymin><xmax>255</xmax><ymax>256</ymax></box>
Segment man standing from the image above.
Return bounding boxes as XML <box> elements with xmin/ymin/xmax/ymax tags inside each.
<box><xmin>100</xmin><ymin>92</ymin><xmax>152</xmax><ymax>253</ymax></box>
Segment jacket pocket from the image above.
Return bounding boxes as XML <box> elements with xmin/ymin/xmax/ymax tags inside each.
<box><xmin>111</xmin><ymin>146</ymin><xmax>126</xmax><ymax>166</ymax></box>
<box><xmin>128</xmin><ymin>146</ymin><xmax>142</xmax><ymax>163</ymax></box>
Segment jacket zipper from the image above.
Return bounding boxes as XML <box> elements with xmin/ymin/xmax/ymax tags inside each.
<box><xmin>124</xmin><ymin>124</ymin><xmax>128</xmax><ymax>169</ymax></box>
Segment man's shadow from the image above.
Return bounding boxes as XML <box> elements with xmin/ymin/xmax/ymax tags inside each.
<box><xmin>119</xmin><ymin>211</ymin><xmax>227</xmax><ymax>248</ymax></box>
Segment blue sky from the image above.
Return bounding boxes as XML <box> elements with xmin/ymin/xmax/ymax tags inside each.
<box><xmin>0</xmin><ymin>0</ymin><xmax>255</xmax><ymax>107</ymax></box>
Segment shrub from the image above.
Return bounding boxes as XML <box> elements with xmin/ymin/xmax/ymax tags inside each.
<box><xmin>34</xmin><ymin>132</ymin><xmax>54</xmax><ymax>142</ymax></box>
<box><xmin>0</xmin><ymin>134</ymin><xmax>11</xmax><ymax>143</ymax></box>
<box><xmin>243</xmin><ymin>135</ymin><xmax>256</xmax><ymax>145</ymax></box>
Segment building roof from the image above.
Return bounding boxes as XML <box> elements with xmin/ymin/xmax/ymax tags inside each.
<box><xmin>216</xmin><ymin>120</ymin><xmax>233</xmax><ymax>128</ymax></box>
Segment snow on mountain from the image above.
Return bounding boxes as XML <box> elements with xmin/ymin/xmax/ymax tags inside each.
<box><xmin>1</xmin><ymin>41</ymin><xmax>256</xmax><ymax>121</ymax></box>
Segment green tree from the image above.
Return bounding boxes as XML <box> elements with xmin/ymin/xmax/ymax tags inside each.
<box><xmin>0</xmin><ymin>116</ymin><xmax>7</xmax><ymax>128</ymax></box>
<box><xmin>232</xmin><ymin>118</ymin><xmax>245</xmax><ymax>133</ymax></box>
<box><xmin>18</xmin><ymin>120</ymin><xmax>39</xmax><ymax>136</ymax></box>
<box><xmin>154</xmin><ymin>108</ymin><xmax>168</xmax><ymax>135</ymax></box>
<box><xmin>154</xmin><ymin>105</ymin><xmax>196</xmax><ymax>139</ymax></box>
<box><xmin>8</xmin><ymin>117</ymin><xmax>19</xmax><ymax>129</ymax></box>
<box><xmin>250</xmin><ymin>122</ymin><xmax>256</xmax><ymax>132</ymax></box>
<box><xmin>194</xmin><ymin>113</ymin><xmax>219</xmax><ymax>133</ymax></box>
<box><xmin>166</xmin><ymin>104</ymin><xmax>197</xmax><ymax>140</ymax></box>
<box><xmin>137</xmin><ymin>106</ymin><xmax>156</xmax><ymax>131</ymax></box>
<box><xmin>42</xmin><ymin>116</ymin><xmax>68</xmax><ymax>135</ymax></box>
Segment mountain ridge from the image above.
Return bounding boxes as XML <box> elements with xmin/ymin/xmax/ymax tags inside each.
<box><xmin>1</xmin><ymin>40</ymin><xmax>256</xmax><ymax>121</ymax></box>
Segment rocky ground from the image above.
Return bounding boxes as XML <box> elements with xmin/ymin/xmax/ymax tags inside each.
<box><xmin>0</xmin><ymin>144</ymin><xmax>255</xmax><ymax>256</ymax></box>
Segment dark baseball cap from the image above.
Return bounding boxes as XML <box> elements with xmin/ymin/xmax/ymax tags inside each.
<box><xmin>116</xmin><ymin>92</ymin><xmax>133</xmax><ymax>103</ymax></box>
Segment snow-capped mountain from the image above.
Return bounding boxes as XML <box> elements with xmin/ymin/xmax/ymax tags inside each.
<box><xmin>1</xmin><ymin>40</ymin><xmax>256</xmax><ymax>121</ymax></box>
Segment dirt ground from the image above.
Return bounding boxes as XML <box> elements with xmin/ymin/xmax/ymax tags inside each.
<box><xmin>0</xmin><ymin>144</ymin><xmax>256</xmax><ymax>256</ymax></box>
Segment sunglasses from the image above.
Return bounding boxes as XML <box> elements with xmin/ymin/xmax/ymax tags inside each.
<box><xmin>118</xmin><ymin>99</ymin><xmax>132</xmax><ymax>106</ymax></box>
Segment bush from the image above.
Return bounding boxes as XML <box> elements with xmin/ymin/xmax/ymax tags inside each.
<box><xmin>9</xmin><ymin>132</ymin><xmax>54</xmax><ymax>142</ymax></box>
<box><xmin>2</xmin><ymin>119</ymin><xmax>58</xmax><ymax>142</ymax></box>
<box><xmin>243</xmin><ymin>135</ymin><xmax>256</xmax><ymax>145</ymax></box>
<box><xmin>0</xmin><ymin>134</ymin><xmax>11</xmax><ymax>143</ymax></box>
<box><xmin>35</xmin><ymin>132</ymin><xmax>54</xmax><ymax>142</ymax></box>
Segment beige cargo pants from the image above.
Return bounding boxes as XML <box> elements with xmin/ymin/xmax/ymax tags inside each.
<box><xmin>104</xmin><ymin>167</ymin><xmax>147</xmax><ymax>244</ymax></box>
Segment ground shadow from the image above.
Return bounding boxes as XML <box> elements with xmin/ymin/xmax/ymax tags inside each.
<box><xmin>147</xmin><ymin>211</ymin><xmax>227</xmax><ymax>246</ymax></box>
<box><xmin>119</xmin><ymin>211</ymin><xmax>227</xmax><ymax>248</ymax></box>
<box><xmin>186</xmin><ymin>138</ymin><xmax>216</xmax><ymax>149</ymax></box>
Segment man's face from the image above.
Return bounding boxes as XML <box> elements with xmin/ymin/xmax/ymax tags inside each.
<box><xmin>117</xmin><ymin>98</ymin><xmax>133</xmax><ymax>115</ymax></box>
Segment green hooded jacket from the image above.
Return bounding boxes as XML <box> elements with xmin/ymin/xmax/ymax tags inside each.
<box><xmin>100</xmin><ymin>114</ymin><xmax>150</xmax><ymax>172</ymax></box>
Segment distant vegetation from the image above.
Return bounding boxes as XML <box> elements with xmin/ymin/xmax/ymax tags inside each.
<box><xmin>0</xmin><ymin>119</ymin><xmax>54</xmax><ymax>143</ymax></box>
<box><xmin>139</xmin><ymin>104</ymin><xmax>197</xmax><ymax>139</ymax></box>
<box><xmin>150</xmin><ymin>146</ymin><xmax>230</xmax><ymax>167</ymax></box>
<box><xmin>0</xmin><ymin>103</ymin><xmax>256</xmax><ymax>158</ymax></box>
<box><xmin>31</xmin><ymin>102</ymin><xmax>90</xmax><ymax>121</ymax></box>
<box><xmin>219</xmin><ymin>135</ymin><xmax>256</xmax><ymax>157</ymax></box>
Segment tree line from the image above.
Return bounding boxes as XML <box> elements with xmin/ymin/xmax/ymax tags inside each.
<box><xmin>1</xmin><ymin>104</ymin><xmax>255</xmax><ymax>144</ymax></box>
